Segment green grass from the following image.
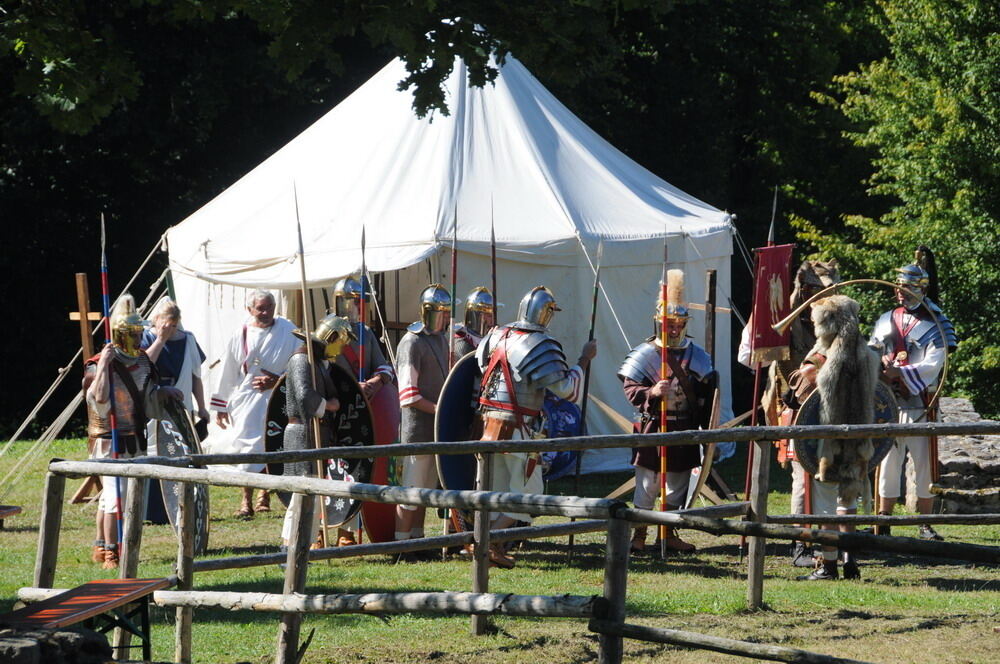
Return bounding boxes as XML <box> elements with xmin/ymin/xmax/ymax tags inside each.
<box><xmin>2</xmin><ymin>439</ymin><xmax>999</xmax><ymax>663</ymax></box>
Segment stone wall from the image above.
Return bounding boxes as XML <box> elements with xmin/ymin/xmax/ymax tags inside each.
<box><xmin>935</xmin><ymin>397</ymin><xmax>1000</xmax><ymax>513</ymax></box>
<box><xmin>0</xmin><ymin>626</ymin><xmax>111</xmax><ymax>664</ymax></box>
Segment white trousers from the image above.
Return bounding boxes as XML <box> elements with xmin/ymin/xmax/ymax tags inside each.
<box><xmin>490</xmin><ymin>452</ymin><xmax>544</xmax><ymax>522</ymax></box>
<box><xmin>633</xmin><ymin>466</ymin><xmax>691</xmax><ymax>510</ymax></box>
<box><xmin>879</xmin><ymin>407</ymin><xmax>934</xmax><ymax>500</ymax></box>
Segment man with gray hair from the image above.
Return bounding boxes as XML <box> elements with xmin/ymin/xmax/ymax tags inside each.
<box><xmin>209</xmin><ymin>289</ymin><xmax>300</xmax><ymax>517</ymax></box>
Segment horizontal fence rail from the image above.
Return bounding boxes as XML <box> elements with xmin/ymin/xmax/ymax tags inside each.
<box><xmin>47</xmin><ymin>460</ymin><xmax>622</xmax><ymax>520</ymax></box>
<box><xmin>71</xmin><ymin>420</ymin><xmax>1000</xmax><ymax>467</ymax></box>
<box><xmin>589</xmin><ymin>619</ymin><xmax>874</xmax><ymax>664</ymax></box>
<box><xmin>619</xmin><ymin>508</ymin><xmax>1000</xmax><ymax>563</ymax></box>
<box><xmin>16</xmin><ymin>588</ymin><xmax>605</xmax><ymax>618</ymax></box>
<box><xmin>768</xmin><ymin>513</ymin><xmax>1000</xmax><ymax>525</ymax></box>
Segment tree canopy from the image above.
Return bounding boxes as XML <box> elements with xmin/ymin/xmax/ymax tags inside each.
<box><xmin>796</xmin><ymin>0</ymin><xmax>1000</xmax><ymax>416</ymax></box>
<box><xmin>2</xmin><ymin>1</ymin><xmax>928</xmax><ymax>433</ymax></box>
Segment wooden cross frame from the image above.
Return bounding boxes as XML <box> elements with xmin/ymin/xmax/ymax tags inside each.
<box><xmin>68</xmin><ymin>272</ymin><xmax>103</xmax><ymax>504</ymax></box>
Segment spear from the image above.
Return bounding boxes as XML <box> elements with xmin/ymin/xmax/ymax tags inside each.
<box><xmin>449</xmin><ymin>205</ymin><xmax>458</xmax><ymax>368</ymax></box>
<box><xmin>568</xmin><ymin>239</ymin><xmax>602</xmax><ymax>562</ymax></box>
<box><xmin>490</xmin><ymin>199</ymin><xmax>497</xmax><ymax>317</ymax></box>
<box><xmin>359</xmin><ymin>225</ymin><xmax>367</xmax><ymax>383</ymax></box>
<box><xmin>659</xmin><ymin>235</ymin><xmax>670</xmax><ymax>559</ymax></box>
<box><xmin>294</xmin><ymin>184</ymin><xmax>330</xmax><ymax>550</ymax></box>
<box><xmin>99</xmin><ymin>213</ymin><xmax>125</xmax><ymax>547</ymax></box>
<box><xmin>741</xmin><ymin>187</ymin><xmax>779</xmax><ymax>556</ymax></box>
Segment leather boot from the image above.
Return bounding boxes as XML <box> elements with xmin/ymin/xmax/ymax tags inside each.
<box><xmin>841</xmin><ymin>550</ymin><xmax>860</xmax><ymax>580</ymax></box>
<box><xmin>102</xmin><ymin>545</ymin><xmax>120</xmax><ymax>571</ymax></box>
<box><xmin>254</xmin><ymin>490</ymin><xmax>271</xmax><ymax>513</ymax></box>
<box><xmin>798</xmin><ymin>557</ymin><xmax>838</xmax><ymax>581</ymax></box>
<box><xmin>92</xmin><ymin>541</ymin><xmax>107</xmax><ymax>563</ymax></box>
<box><xmin>630</xmin><ymin>527</ymin><xmax>648</xmax><ymax>553</ymax></box>
<box><xmin>337</xmin><ymin>528</ymin><xmax>357</xmax><ymax>547</ymax></box>
<box><xmin>488</xmin><ymin>543</ymin><xmax>515</xmax><ymax>569</ymax></box>
<box><xmin>659</xmin><ymin>527</ymin><xmax>696</xmax><ymax>552</ymax></box>
<box><xmin>791</xmin><ymin>541</ymin><xmax>816</xmax><ymax>567</ymax></box>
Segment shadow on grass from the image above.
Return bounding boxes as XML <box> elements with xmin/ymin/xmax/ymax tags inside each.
<box><xmin>925</xmin><ymin>577</ymin><xmax>1000</xmax><ymax>592</ymax></box>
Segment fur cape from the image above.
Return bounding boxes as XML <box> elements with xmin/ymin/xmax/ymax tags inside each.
<box><xmin>808</xmin><ymin>294</ymin><xmax>880</xmax><ymax>507</ymax></box>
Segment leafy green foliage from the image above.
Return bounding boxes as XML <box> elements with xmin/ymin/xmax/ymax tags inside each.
<box><xmin>794</xmin><ymin>0</ymin><xmax>1000</xmax><ymax>416</ymax></box>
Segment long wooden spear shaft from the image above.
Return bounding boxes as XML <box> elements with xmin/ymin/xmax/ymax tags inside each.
<box><xmin>659</xmin><ymin>237</ymin><xmax>669</xmax><ymax>559</ymax></box>
<box><xmin>741</xmin><ymin>187</ymin><xmax>779</xmax><ymax>555</ymax></box>
<box><xmin>490</xmin><ymin>202</ymin><xmax>497</xmax><ymax>317</ymax></box>
<box><xmin>568</xmin><ymin>240</ymin><xmax>602</xmax><ymax>561</ymax></box>
<box><xmin>359</xmin><ymin>225</ymin><xmax>366</xmax><ymax>382</ymax></box>
<box><xmin>294</xmin><ymin>185</ymin><xmax>330</xmax><ymax>550</ymax></box>
<box><xmin>100</xmin><ymin>213</ymin><xmax>125</xmax><ymax>546</ymax></box>
<box><xmin>449</xmin><ymin>206</ymin><xmax>458</xmax><ymax>368</ymax></box>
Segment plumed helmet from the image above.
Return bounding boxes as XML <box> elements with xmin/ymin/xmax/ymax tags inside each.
<box><xmin>896</xmin><ymin>254</ymin><xmax>930</xmax><ymax>294</ymax></box>
<box><xmin>516</xmin><ymin>286</ymin><xmax>560</xmax><ymax>331</ymax></box>
<box><xmin>654</xmin><ymin>269</ymin><xmax>689</xmax><ymax>347</ymax></box>
<box><xmin>464</xmin><ymin>286</ymin><xmax>496</xmax><ymax>336</ymax></box>
<box><xmin>110</xmin><ymin>294</ymin><xmax>145</xmax><ymax>358</ymax></box>
<box><xmin>419</xmin><ymin>283</ymin><xmax>452</xmax><ymax>333</ymax></box>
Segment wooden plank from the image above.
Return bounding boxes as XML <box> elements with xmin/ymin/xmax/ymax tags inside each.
<box><xmin>0</xmin><ymin>505</ymin><xmax>22</xmax><ymax>518</ymax></box>
<box><xmin>275</xmin><ymin>493</ymin><xmax>315</xmax><ymax>664</ymax></box>
<box><xmin>2</xmin><ymin>578</ymin><xmax>171</xmax><ymax>629</ymax></box>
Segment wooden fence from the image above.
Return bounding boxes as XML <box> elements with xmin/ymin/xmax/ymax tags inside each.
<box><xmin>21</xmin><ymin>419</ymin><xmax>1000</xmax><ymax>664</ymax></box>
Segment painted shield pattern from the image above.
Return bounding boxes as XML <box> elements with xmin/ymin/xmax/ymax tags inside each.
<box><xmin>265</xmin><ymin>364</ymin><xmax>375</xmax><ymax>528</ymax></box>
<box><xmin>792</xmin><ymin>381</ymin><xmax>899</xmax><ymax>477</ymax></box>
<box><xmin>155</xmin><ymin>399</ymin><xmax>210</xmax><ymax>555</ymax></box>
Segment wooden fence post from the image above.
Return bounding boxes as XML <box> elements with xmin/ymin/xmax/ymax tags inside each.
<box><xmin>746</xmin><ymin>439</ymin><xmax>771</xmax><ymax>609</ymax></box>
<box><xmin>276</xmin><ymin>492</ymin><xmax>315</xmax><ymax>664</ymax></box>
<box><xmin>115</xmin><ymin>476</ymin><xmax>148</xmax><ymax>656</ymax></box>
<box><xmin>471</xmin><ymin>453</ymin><xmax>493</xmax><ymax>635</ymax></box>
<box><xmin>33</xmin><ymin>471</ymin><xmax>66</xmax><ymax>589</ymax></box>
<box><xmin>175</xmin><ymin>481</ymin><xmax>195</xmax><ymax>663</ymax></box>
<box><xmin>597</xmin><ymin>513</ymin><xmax>630</xmax><ymax>664</ymax></box>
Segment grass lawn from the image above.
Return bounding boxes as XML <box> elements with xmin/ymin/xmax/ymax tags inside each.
<box><xmin>1</xmin><ymin>438</ymin><xmax>999</xmax><ymax>663</ymax></box>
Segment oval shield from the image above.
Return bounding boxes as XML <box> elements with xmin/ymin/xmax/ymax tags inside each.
<box><xmin>360</xmin><ymin>380</ymin><xmax>401</xmax><ymax>543</ymax></box>
<box><xmin>792</xmin><ymin>381</ymin><xmax>899</xmax><ymax>478</ymax></box>
<box><xmin>435</xmin><ymin>352</ymin><xmax>481</xmax><ymax>531</ymax></box>
<box><xmin>155</xmin><ymin>399</ymin><xmax>210</xmax><ymax>555</ymax></box>
<box><xmin>266</xmin><ymin>363</ymin><xmax>375</xmax><ymax>528</ymax></box>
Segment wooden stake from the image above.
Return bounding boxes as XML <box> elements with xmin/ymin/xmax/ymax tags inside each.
<box><xmin>74</xmin><ymin>273</ymin><xmax>97</xmax><ymax>360</ymax></box>
<box><xmin>597</xmin><ymin>514</ymin><xmax>630</xmax><ymax>664</ymax></box>
<box><xmin>33</xmin><ymin>472</ymin><xmax>66</xmax><ymax>589</ymax></box>
<box><xmin>746</xmin><ymin>439</ymin><xmax>770</xmax><ymax>610</ymax></box>
<box><xmin>114</xmin><ymin>476</ymin><xmax>147</xmax><ymax>656</ymax></box>
<box><xmin>276</xmin><ymin>492</ymin><xmax>316</xmax><ymax>664</ymax></box>
<box><xmin>175</xmin><ymin>481</ymin><xmax>195</xmax><ymax>664</ymax></box>
<box><xmin>471</xmin><ymin>453</ymin><xmax>493</xmax><ymax>635</ymax></box>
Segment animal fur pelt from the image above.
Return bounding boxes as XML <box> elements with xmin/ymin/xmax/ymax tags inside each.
<box><xmin>763</xmin><ymin>259</ymin><xmax>841</xmax><ymax>422</ymax></box>
<box><xmin>808</xmin><ymin>294</ymin><xmax>880</xmax><ymax>507</ymax></box>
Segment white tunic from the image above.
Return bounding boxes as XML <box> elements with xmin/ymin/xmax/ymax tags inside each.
<box><xmin>205</xmin><ymin>316</ymin><xmax>300</xmax><ymax>471</ymax></box>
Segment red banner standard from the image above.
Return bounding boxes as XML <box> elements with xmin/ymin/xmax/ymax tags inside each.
<box><xmin>749</xmin><ymin>243</ymin><xmax>794</xmax><ymax>364</ymax></box>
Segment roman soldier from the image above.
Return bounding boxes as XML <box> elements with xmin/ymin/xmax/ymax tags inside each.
<box><xmin>394</xmin><ymin>284</ymin><xmax>451</xmax><ymax>555</ymax></box>
<box><xmin>475</xmin><ymin>286</ymin><xmax>597</xmax><ymax>568</ymax></box>
<box><xmin>279</xmin><ymin>313</ymin><xmax>356</xmax><ymax>547</ymax></box>
<box><xmin>739</xmin><ymin>259</ymin><xmax>841</xmax><ymax>566</ymax></box>
<box><xmin>84</xmin><ymin>294</ymin><xmax>181</xmax><ymax>568</ymax></box>
<box><xmin>452</xmin><ymin>286</ymin><xmax>496</xmax><ymax>361</ymax></box>
<box><xmin>870</xmin><ymin>247</ymin><xmax>957</xmax><ymax>540</ymax></box>
<box><xmin>332</xmin><ymin>275</ymin><xmax>396</xmax><ymax>397</ymax></box>
<box><xmin>618</xmin><ymin>270</ymin><xmax>716</xmax><ymax>553</ymax></box>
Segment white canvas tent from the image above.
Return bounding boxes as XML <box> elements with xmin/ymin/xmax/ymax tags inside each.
<box><xmin>166</xmin><ymin>55</ymin><xmax>735</xmax><ymax>473</ymax></box>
